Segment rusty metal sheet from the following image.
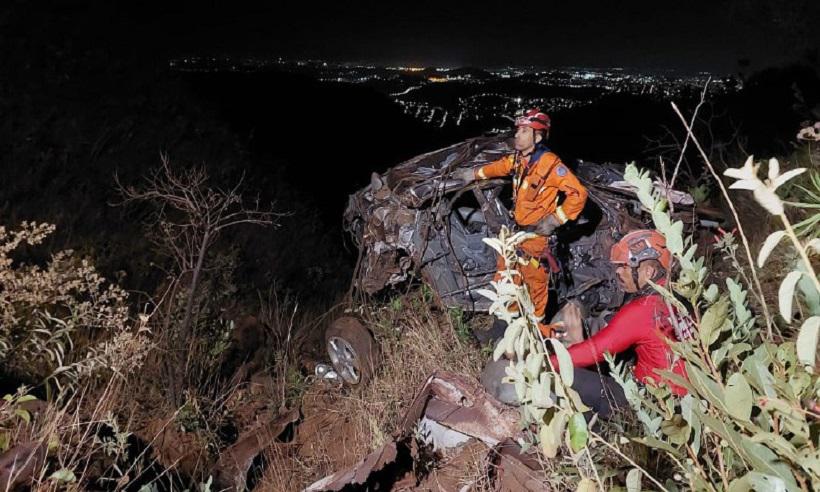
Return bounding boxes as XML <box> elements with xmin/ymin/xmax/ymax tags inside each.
<box><xmin>488</xmin><ymin>439</ymin><xmax>550</xmax><ymax>492</ymax></box>
<box><xmin>211</xmin><ymin>407</ymin><xmax>300</xmax><ymax>491</ymax></box>
<box><xmin>303</xmin><ymin>441</ymin><xmax>399</xmax><ymax>492</ymax></box>
<box><xmin>0</xmin><ymin>441</ymin><xmax>47</xmax><ymax>490</ymax></box>
<box><xmin>400</xmin><ymin>371</ymin><xmax>520</xmax><ymax>446</ymax></box>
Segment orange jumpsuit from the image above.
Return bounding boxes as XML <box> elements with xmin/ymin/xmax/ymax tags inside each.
<box><xmin>475</xmin><ymin>148</ymin><xmax>588</xmax><ymax>328</ymax></box>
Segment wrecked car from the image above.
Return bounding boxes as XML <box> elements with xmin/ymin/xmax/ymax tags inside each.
<box><xmin>325</xmin><ymin>135</ymin><xmax>720</xmax><ymax>385</ymax></box>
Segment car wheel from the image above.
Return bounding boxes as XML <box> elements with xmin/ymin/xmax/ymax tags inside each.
<box><xmin>324</xmin><ymin>317</ymin><xmax>379</xmax><ymax>386</ymax></box>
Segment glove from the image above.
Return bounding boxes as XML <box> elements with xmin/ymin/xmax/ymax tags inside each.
<box><xmin>452</xmin><ymin>167</ymin><xmax>477</xmax><ymax>183</ymax></box>
<box><xmin>552</xmin><ymin>301</ymin><xmax>584</xmax><ymax>345</ymax></box>
<box><xmin>533</xmin><ymin>214</ymin><xmax>561</xmax><ymax>236</ymax></box>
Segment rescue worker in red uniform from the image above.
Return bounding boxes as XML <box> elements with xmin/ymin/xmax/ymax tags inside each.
<box><xmin>549</xmin><ymin>229</ymin><xmax>690</xmax><ymax>418</ymax></box>
<box><xmin>482</xmin><ymin>229</ymin><xmax>691</xmax><ymax>415</ymax></box>
<box><xmin>455</xmin><ymin>109</ymin><xmax>588</xmax><ymax>336</ymax></box>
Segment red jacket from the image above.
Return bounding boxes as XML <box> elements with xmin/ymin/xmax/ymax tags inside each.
<box><xmin>551</xmin><ymin>293</ymin><xmax>688</xmax><ymax>395</ymax></box>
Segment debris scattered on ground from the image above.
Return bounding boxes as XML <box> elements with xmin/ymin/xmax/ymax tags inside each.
<box><xmin>304</xmin><ymin>370</ymin><xmax>547</xmax><ymax>491</ymax></box>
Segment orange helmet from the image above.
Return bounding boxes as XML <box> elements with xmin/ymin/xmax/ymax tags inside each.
<box><xmin>514</xmin><ymin>108</ymin><xmax>551</xmax><ymax>131</ymax></box>
<box><xmin>610</xmin><ymin>229</ymin><xmax>672</xmax><ymax>272</ymax></box>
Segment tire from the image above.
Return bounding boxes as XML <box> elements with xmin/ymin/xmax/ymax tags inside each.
<box><xmin>324</xmin><ymin>317</ymin><xmax>380</xmax><ymax>386</ymax></box>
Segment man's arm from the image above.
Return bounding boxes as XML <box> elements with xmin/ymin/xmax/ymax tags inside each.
<box><xmin>550</xmin><ymin>299</ymin><xmax>647</xmax><ymax>368</ymax></box>
<box><xmin>475</xmin><ymin>155</ymin><xmax>515</xmax><ymax>180</ymax></box>
<box><xmin>544</xmin><ymin>157</ymin><xmax>588</xmax><ymax>224</ymax></box>
<box><xmin>528</xmin><ymin>156</ymin><xmax>589</xmax><ymax>235</ymax></box>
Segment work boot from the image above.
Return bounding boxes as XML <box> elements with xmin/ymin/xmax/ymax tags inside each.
<box><xmin>473</xmin><ymin>318</ymin><xmax>507</xmax><ymax>345</ymax></box>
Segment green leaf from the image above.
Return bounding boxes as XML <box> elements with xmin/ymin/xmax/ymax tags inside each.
<box><xmin>482</xmin><ymin>237</ymin><xmax>505</xmax><ymax>256</ymax></box>
<box><xmin>742</xmin><ymin>350</ymin><xmax>776</xmax><ymax>398</ymax></box>
<box><xmin>703</xmin><ymin>283</ymin><xmax>719</xmax><ymax>303</ymax></box>
<box><xmin>757</xmin><ymin>231</ymin><xmax>786</xmax><ymax>267</ymax></box>
<box><xmin>757</xmin><ymin>398</ymin><xmax>809</xmax><ymax>441</ymax></box>
<box><xmin>727</xmin><ymin>343</ymin><xmax>752</xmax><ymax>361</ymax></box>
<box><xmin>633</xmin><ymin>436</ymin><xmax>683</xmax><ymax>456</ymax></box>
<box><xmin>680</xmin><ymin>394</ymin><xmax>695</xmax><ymax>423</ymax></box>
<box><xmin>626</xmin><ymin>468</ymin><xmax>642</xmax><ymax>492</ymax></box>
<box><xmin>727</xmin><ymin>278</ymin><xmax>754</xmax><ymax>327</ymax></box>
<box><xmin>532</xmin><ymin>372</ymin><xmax>554</xmax><ymax>408</ymax></box>
<box><xmin>778</xmin><ymin>271</ymin><xmax>803</xmax><ymax>323</ymax></box>
<box><xmin>728</xmin><ymin>476</ymin><xmax>751</xmax><ymax>492</ymax></box>
<box><xmin>665</xmin><ymin>221</ymin><xmax>685</xmax><ymax>256</ymax></box>
<box><xmin>776</xmin><ymin>342</ymin><xmax>797</xmax><ymax>368</ymax></box>
<box><xmin>49</xmin><ymin>468</ymin><xmax>77</xmax><ymax>483</ymax></box>
<box><xmin>711</xmin><ymin>345</ymin><xmax>729</xmax><ymax>366</ymax></box>
<box><xmin>655</xmin><ymin>369</ymin><xmax>697</xmax><ymax>395</ymax></box>
<box><xmin>686</xmin><ymin>363</ymin><xmax>727</xmax><ymax>411</ymax></box>
<box><xmin>475</xmin><ymin>288</ymin><xmax>498</xmax><ymax>302</ymax></box>
<box><xmin>660</xmin><ymin>415</ymin><xmax>689</xmax><ymax>445</ymax></box>
<box><xmin>797</xmin><ymin>448</ymin><xmax>820</xmax><ymax>478</ymax></box>
<box><xmin>16</xmin><ymin>395</ymin><xmax>37</xmax><ymax>403</ymax></box>
<box><xmin>699</xmin><ymin>410</ymin><xmax>799</xmax><ymax>492</ymax></box>
<box><xmin>788</xmin><ymin>372</ymin><xmax>810</xmax><ymax>399</ymax></box>
<box><xmin>772</xmin><ymin>167</ymin><xmax>806</xmax><ymax>189</ymax></box>
<box><xmin>725</xmin><ymin>373</ymin><xmax>754</xmax><ymax>421</ymax></box>
<box><xmin>747</xmin><ymin>472</ymin><xmax>788</xmax><ymax>492</ymax></box>
<box><xmin>576</xmin><ymin>478</ymin><xmax>597</xmax><ymax>492</ymax></box>
<box><xmin>540</xmin><ymin>410</ymin><xmax>568</xmax><ymax>458</ymax></box>
<box><xmin>492</xmin><ymin>339</ymin><xmax>506</xmax><ymax>361</ymax></box>
<box><xmin>700</xmin><ymin>296</ymin><xmax>730</xmax><ymax>346</ymax></box>
<box><xmin>565</xmin><ymin>387</ymin><xmax>591</xmax><ymax>413</ymax></box>
<box><xmin>514</xmin><ymin>378</ymin><xmax>527</xmax><ymax>402</ymax></box>
<box><xmin>795</xmin><ymin>316</ymin><xmax>818</xmax><ymax>367</ymax></box>
<box><xmin>551</xmin><ymin>339</ymin><xmax>574</xmax><ymax>387</ymax></box>
<box><xmin>749</xmin><ymin>433</ymin><xmax>799</xmax><ymax>462</ymax></box>
<box><xmin>568</xmin><ymin>412</ymin><xmax>588</xmax><ymax>453</ymax></box>
<box><xmin>525</xmin><ymin>352</ymin><xmax>545</xmax><ymax>379</ymax></box>
<box><xmin>797</xmin><ymin>265</ymin><xmax>820</xmax><ymax>316</ymax></box>
<box><xmin>14</xmin><ymin>408</ymin><xmax>31</xmax><ymax>424</ymax></box>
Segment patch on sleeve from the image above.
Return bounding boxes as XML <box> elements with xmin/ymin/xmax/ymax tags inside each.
<box><xmin>556</xmin><ymin>165</ymin><xmax>568</xmax><ymax>177</ymax></box>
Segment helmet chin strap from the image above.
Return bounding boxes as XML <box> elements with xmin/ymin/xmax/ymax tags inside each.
<box><xmin>631</xmin><ymin>264</ymin><xmax>667</xmax><ymax>293</ymax></box>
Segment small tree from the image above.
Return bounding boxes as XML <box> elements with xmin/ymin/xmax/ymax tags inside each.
<box><xmin>116</xmin><ymin>156</ymin><xmax>281</xmax><ymax>398</ymax></box>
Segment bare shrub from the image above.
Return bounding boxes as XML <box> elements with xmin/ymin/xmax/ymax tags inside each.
<box><xmin>0</xmin><ymin>221</ymin><xmax>151</xmax><ymax>393</ymax></box>
<box><xmin>116</xmin><ymin>155</ymin><xmax>282</xmax><ymax>403</ymax></box>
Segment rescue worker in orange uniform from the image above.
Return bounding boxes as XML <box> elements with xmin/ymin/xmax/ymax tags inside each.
<box><xmin>454</xmin><ymin>109</ymin><xmax>588</xmax><ymax>336</ymax></box>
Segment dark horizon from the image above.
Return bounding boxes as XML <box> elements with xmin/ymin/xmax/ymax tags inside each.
<box><xmin>8</xmin><ymin>0</ymin><xmax>820</xmax><ymax>75</ymax></box>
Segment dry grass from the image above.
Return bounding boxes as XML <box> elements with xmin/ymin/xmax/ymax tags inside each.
<box><xmin>0</xmin><ymin>376</ymin><xmax>145</xmax><ymax>491</ymax></box>
<box><xmin>353</xmin><ymin>293</ymin><xmax>486</xmax><ymax>445</ymax></box>
<box><xmin>255</xmin><ymin>288</ymin><xmax>488</xmax><ymax>491</ymax></box>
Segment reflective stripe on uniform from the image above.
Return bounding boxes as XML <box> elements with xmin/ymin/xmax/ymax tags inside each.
<box><xmin>517</xmin><ymin>256</ymin><xmax>540</xmax><ymax>268</ymax></box>
<box><xmin>555</xmin><ymin>206</ymin><xmax>568</xmax><ymax>224</ymax></box>
<box><xmin>477</xmin><ymin>168</ymin><xmax>486</xmax><ymax>179</ymax></box>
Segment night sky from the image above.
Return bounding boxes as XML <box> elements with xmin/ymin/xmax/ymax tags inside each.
<box><xmin>12</xmin><ymin>0</ymin><xmax>820</xmax><ymax>73</ymax></box>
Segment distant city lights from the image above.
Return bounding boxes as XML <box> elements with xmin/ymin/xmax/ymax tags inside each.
<box><xmin>168</xmin><ymin>56</ymin><xmax>739</xmax><ymax>129</ymax></box>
